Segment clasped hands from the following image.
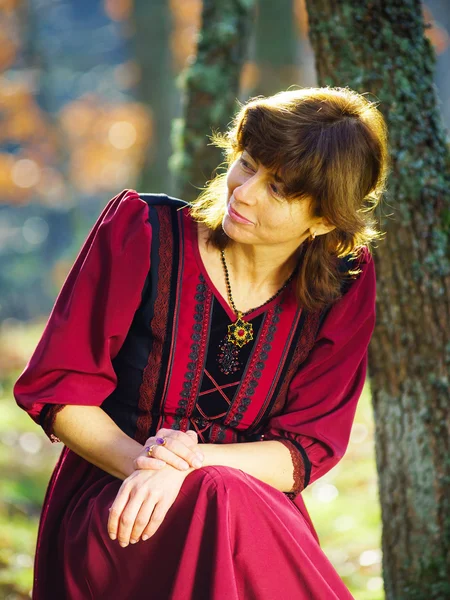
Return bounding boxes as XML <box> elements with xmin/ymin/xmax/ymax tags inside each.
<box><xmin>134</xmin><ymin>429</ymin><xmax>204</xmax><ymax>471</ymax></box>
<box><xmin>107</xmin><ymin>429</ymin><xmax>205</xmax><ymax>547</ymax></box>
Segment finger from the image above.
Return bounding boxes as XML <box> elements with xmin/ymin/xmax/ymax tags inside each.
<box><xmin>185</xmin><ymin>431</ymin><xmax>202</xmax><ymax>455</ymax></box>
<box><xmin>154</xmin><ymin>430</ymin><xmax>203</xmax><ymax>461</ymax></box>
<box><xmin>150</xmin><ymin>442</ymin><xmax>203</xmax><ymax>470</ymax></box>
<box><xmin>144</xmin><ymin>429</ymin><xmax>171</xmax><ymax>448</ymax></box>
<box><xmin>116</xmin><ymin>488</ymin><xmax>149</xmax><ymax>547</ymax></box>
<box><xmin>151</xmin><ymin>430</ymin><xmax>203</xmax><ymax>463</ymax></box>
<box><xmin>159</xmin><ymin>429</ymin><xmax>198</xmax><ymax>449</ymax></box>
<box><xmin>108</xmin><ymin>479</ymin><xmax>135</xmax><ymax>541</ymax></box>
<box><xmin>164</xmin><ymin>437</ymin><xmax>204</xmax><ymax>466</ymax></box>
<box><xmin>185</xmin><ymin>430</ymin><xmax>198</xmax><ymax>442</ymax></box>
<box><xmin>141</xmin><ymin>500</ymin><xmax>170</xmax><ymax>541</ymax></box>
<box><xmin>154</xmin><ymin>428</ymin><xmax>172</xmax><ymax>438</ymax></box>
<box><xmin>129</xmin><ymin>497</ymin><xmax>157</xmax><ymax>544</ymax></box>
<box><xmin>144</xmin><ymin>445</ymin><xmax>191</xmax><ymax>470</ymax></box>
<box><xmin>133</xmin><ymin>456</ymin><xmax>166</xmax><ymax>471</ymax></box>
<box><xmin>174</xmin><ymin>431</ymin><xmax>200</xmax><ymax>450</ymax></box>
<box><xmin>135</xmin><ymin>455</ymin><xmax>170</xmax><ymax>470</ymax></box>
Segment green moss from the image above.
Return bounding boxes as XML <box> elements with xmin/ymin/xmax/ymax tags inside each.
<box><xmin>171</xmin><ymin>0</ymin><xmax>256</xmax><ymax>201</ymax></box>
<box><xmin>305</xmin><ymin>1</ymin><xmax>450</xmax><ymax>597</ymax></box>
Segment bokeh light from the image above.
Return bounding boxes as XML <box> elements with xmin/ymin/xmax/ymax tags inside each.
<box><xmin>11</xmin><ymin>159</ymin><xmax>41</xmax><ymax>189</ymax></box>
<box><xmin>312</xmin><ymin>482</ymin><xmax>339</xmax><ymax>503</ymax></box>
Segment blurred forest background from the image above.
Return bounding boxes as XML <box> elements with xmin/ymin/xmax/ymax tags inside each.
<box><xmin>1</xmin><ymin>0</ymin><xmax>449</xmax><ymax>598</ymax></box>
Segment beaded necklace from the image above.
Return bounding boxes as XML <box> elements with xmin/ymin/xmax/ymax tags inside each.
<box><xmin>217</xmin><ymin>249</ymin><xmax>297</xmax><ymax>375</ymax></box>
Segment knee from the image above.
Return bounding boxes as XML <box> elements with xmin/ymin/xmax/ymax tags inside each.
<box><xmin>202</xmin><ymin>465</ymin><xmax>245</xmax><ymax>481</ymax></box>
<box><xmin>187</xmin><ymin>465</ymin><xmax>247</xmax><ymax>491</ymax></box>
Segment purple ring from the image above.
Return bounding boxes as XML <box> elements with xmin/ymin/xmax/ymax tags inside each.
<box><xmin>155</xmin><ymin>437</ymin><xmax>166</xmax><ymax>445</ymax></box>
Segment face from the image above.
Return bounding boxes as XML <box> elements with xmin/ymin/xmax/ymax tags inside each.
<box><xmin>222</xmin><ymin>149</ymin><xmax>317</xmax><ymax>250</ymax></box>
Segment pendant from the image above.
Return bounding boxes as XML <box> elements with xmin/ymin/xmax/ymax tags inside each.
<box><xmin>227</xmin><ymin>312</ymin><xmax>254</xmax><ymax>348</ymax></box>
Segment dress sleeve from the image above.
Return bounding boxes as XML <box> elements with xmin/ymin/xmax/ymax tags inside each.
<box><xmin>13</xmin><ymin>189</ymin><xmax>152</xmax><ymax>443</ymax></box>
<box><xmin>263</xmin><ymin>247</ymin><xmax>376</xmax><ymax>498</ymax></box>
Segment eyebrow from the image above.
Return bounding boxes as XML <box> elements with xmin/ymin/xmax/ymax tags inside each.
<box><xmin>244</xmin><ymin>150</ymin><xmax>284</xmax><ymax>184</ymax></box>
<box><xmin>273</xmin><ymin>172</ymin><xmax>283</xmax><ymax>183</ymax></box>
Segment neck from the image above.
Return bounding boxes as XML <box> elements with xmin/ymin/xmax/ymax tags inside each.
<box><xmin>223</xmin><ymin>240</ymin><xmax>303</xmax><ymax>295</ymax></box>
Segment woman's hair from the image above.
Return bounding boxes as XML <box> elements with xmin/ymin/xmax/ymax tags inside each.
<box><xmin>189</xmin><ymin>86</ymin><xmax>390</xmax><ymax>313</ymax></box>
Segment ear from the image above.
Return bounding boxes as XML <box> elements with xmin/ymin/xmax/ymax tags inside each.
<box><xmin>314</xmin><ymin>217</ymin><xmax>336</xmax><ymax>236</ymax></box>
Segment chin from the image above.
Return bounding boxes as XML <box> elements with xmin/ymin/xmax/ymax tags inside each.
<box><xmin>221</xmin><ymin>213</ymin><xmax>233</xmax><ymax>236</ymax></box>
<box><xmin>222</xmin><ymin>214</ymin><xmax>251</xmax><ymax>245</ymax></box>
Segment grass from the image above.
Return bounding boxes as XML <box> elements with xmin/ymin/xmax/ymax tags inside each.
<box><xmin>302</xmin><ymin>380</ymin><xmax>384</xmax><ymax>599</ymax></box>
<box><xmin>0</xmin><ymin>319</ymin><xmax>385</xmax><ymax>599</ymax></box>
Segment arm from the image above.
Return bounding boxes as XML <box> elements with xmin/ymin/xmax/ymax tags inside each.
<box><xmin>189</xmin><ymin>440</ymin><xmax>296</xmax><ymax>493</ymax></box>
<box><xmin>262</xmin><ymin>248</ymin><xmax>377</xmax><ymax>497</ymax></box>
<box><xmin>13</xmin><ymin>189</ymin><xmax>151</xmax><ymax>449</ymax></box>
<box><xmin>52</xmin><ymin>405</ymin><xmax>143</xmax><ymax>480</ymax></box>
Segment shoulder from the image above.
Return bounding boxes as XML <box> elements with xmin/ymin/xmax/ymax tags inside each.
<box><xmin>135</xmin><ymin>191</ymin><xmax>189</xmax><ymax>211</ymax></box>
<box><xmin>101</xmin><ymin>190</ymin><xmax>189</xmax><ymax>235</ymax></box>
<box><xmin>317</xmin><ymin>246</ymin><xmax>376</xmax><ymax>337</ymax></box>
<box><xmin>107</xmin><ymin>189</ymin><xmax>188</xmax><ymax>213</ymax></box>
<box><xmin>336</xmin><ymin>246</ymin><xmax>375</xmax><ymax>297</ymax></box>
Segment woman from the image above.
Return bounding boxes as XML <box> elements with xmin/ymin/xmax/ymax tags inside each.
<box><xmin>14</xmin><ymin>86</ymin><xmax>388</xmax><ymax>599</ymax></box>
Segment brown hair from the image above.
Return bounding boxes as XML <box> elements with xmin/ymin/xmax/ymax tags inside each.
<box><xmin>189</xmin><ymin>86</ymin><xmax>390</xmax><ymax>313</ymax></box>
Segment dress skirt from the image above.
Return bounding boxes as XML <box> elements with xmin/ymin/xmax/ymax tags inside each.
<box><xmin>33</xmin><ymin>447</ymin><xmax>354</xmax><ymax>599</ymax></box>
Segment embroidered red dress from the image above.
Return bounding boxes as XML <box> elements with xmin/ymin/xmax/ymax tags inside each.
<box><xmin>14</xmin><ymin>189</ymin><xmax>376</xmax><ymax>600</ymax></box>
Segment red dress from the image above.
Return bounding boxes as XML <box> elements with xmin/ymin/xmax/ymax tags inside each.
<box><xmin>14</xmin><ymin>189</ymin><xmax>376</xmax><ymax>599</ymax></box>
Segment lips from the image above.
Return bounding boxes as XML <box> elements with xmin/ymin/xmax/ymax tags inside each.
<box><xmin>228</xmin><ymin>204</ymin><xmax>253</xmax><ymax>224</ymax></box>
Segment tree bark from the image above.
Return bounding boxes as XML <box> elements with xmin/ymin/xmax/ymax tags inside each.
<box><xmin>171</xmin><ymin>0</ymin><xmax>257</xmax><ymax>202</ymax></box>
<box><xmin>304</xmin><ymin>1</ymin><xmax>450</xmax><ymax>598</ymax></box>
<box><xmin>131</xmin><ymin>0</ymin><xmax>175</xmax><ymax>194</ymax></box>
<box><xmin>250</xmin><ymin>0</ymin><xmax>299</xmax><ymax>97</ymax></box>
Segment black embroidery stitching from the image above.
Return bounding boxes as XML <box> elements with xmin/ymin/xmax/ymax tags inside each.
<box><xmin>229</xmin><ymin>304</ymin><xmax>283</xmax><ymax>427</ymax></box>
<box><xmin>174</xmin><ymin>275</ymin><xmax>208</xmax><ymax>430</ymax></box>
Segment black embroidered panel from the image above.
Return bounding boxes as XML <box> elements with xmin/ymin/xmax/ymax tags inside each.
<box><xmin>101</xmin><ymin>194</ymin><xmax>185</xmax><ymax>442</ymax></box>
<box><xmin>227</xmin><ymin>303</ymin><xmax>283</xmax><ymax>430</ymax></box>
<box><xmin>189</xmin><ymin>297</ymin><xmax>264</xmax><ymax>441</ymax></box>
<box><xmin>191</xmin><ymin>299</ymin><xmax>264</xmax><ymax>440</ymax></box>
<box><xmin>173</xmin><ymin>275</ymin><xmax>211</xmax><ymax>430</ymax></box>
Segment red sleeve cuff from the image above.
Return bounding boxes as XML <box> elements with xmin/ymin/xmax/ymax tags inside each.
<box><xmin>262</xmin><ymin>433</ymin><xmax>307</xmax><ymax>498</ymax></box>
<box><xmin>276</xmin><ymin>438</ymin><xmax>306</xmax><ymax>498</ymax></box>
<box><xmin>40</xmin><ymin>404</ymin><xmax>66</xmax><ymax>443</ymax></box>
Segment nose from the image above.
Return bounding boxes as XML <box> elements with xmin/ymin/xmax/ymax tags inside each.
<box><xmin>233</xmin><ymin>170</ymin><xmax>261</xmax><ymax>205</ymax></box>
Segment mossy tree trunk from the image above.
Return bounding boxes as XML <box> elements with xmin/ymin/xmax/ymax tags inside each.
<box><xmin>250</xmin><ymin>0</ymin><xmax>298</xmax><ymax>97</ymax></box>
<box><xmin>304</xmin><ymin>1</ymin><xmax>450</xmax><ymax>598</ymax></box>
<box><xmin>131</xmin><ymin>0</ymin><xmax>175</xmax><ymax>194</ymax></box>
<box><xmin>171</xmin><ymin>0</ymin><xmax>257</xmax><ymax>202</ymax></box>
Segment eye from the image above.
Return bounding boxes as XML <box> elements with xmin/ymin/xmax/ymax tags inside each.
<box><xmin>270</xmin><ymin>183</ymin><xmax>280</xmax><ymax>195</ymax></box>
<box><xmin>269</xmin><ymin>182</ymin><xmax>284</xmax><ymax>199</ymax></box>
<box><xmin>240</xmin><ymin>156</ymin><xmax>285</xmax><ymax>199</ymax></box>
<box><xmin>239</xmin><ymin>157</ymin><xmax>252</xmax><ymax>170</ymax></box>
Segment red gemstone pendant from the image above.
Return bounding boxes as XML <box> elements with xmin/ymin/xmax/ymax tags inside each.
<box><xmin>227</xmin><ymin>314</ymin><xmax>253</xmax><ymax>348</ymax></box>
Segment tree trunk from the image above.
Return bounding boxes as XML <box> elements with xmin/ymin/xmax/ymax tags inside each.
<box><xmin>171</xmin><ymin>0</ymin><xmax>257</xmax><ymax>202</ymax></box>
<box><xmin>304</xmin><ymin>1</ymin><xmax>450</xmax><ymax>598</ymax></box>
<box><xmin>250</xmin><ymin>0</ymin><xmax>299</xmax><ymax>97</ymax></box>
<box><xmin>131</xmin><ymin>0</ymin><xmax>175</xmax><ymax>194</ymax></box>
